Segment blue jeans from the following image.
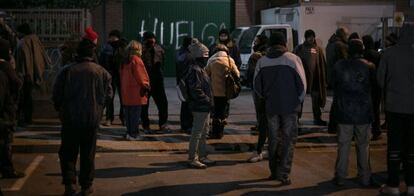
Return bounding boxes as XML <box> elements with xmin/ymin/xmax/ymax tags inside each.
<box><xmin>123</xmin><ymin>106</ymin><xmax>142</xmax><ymax>137</ymax></box>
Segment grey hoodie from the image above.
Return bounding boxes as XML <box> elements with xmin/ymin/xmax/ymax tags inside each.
<box><xmin>377</xmin><ymin>24</ymin><xmax>414</xmax><ymax>114</ymax></box>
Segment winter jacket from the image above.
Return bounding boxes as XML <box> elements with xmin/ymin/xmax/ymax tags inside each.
<box><xmin>142</xmin><ymin>44</ymin><xmax>165</xmax><ymax>78</ymax></box>
<box><xmin>175</xmin><ymin>47</ymin><xmax>193</xmax><ymax>84</ymax></box>
<box><xmin>205</xmin><ymin>51</ymin><xmax>240</xmax><ymax>97</ymax></box>
<box><xmin>246</xmin><ymin>44</ymin><xmax>267</xmax><ymax>89</ymax></box>
<box><xmin>52</xmin><ymin>57</ymin><xmax>112</xmax><ymax>128</ymax></box>
<box><xmin>377</xmin><ymin>24</ymin><xmax>414</xmax><ymax>114</ymax></box>
<box><xmin>209</xmin><ymin>40</ymin><xmax>242</xmax><ymax>67</ymax></box>
<box><xmin>187</xmin><ymin>62</ymin><xmax>212</xmax><ymax>112</ymax></box>
<box><xmin>333</xmin><ymin>57</ymin><xmax>374</xmax><ymax>124</ymax></box>
<box><xmin>294</xmin><ymin>42</ymin><xmax>327</xmax><ymax>107</ymax></box>
<box><xmin>99</xmin><ymin>39</ymin><xmax>128</xmax><ymax>77</ymax></box>
<box><xmin>325</xmin><ymin>35</ymin><xmax>348</xmax><ymax>88</ymax></box>
<box><xmin>120</xmin><ymin>55</ymin><xmax>150</xmax><ymax>106</ymax></box>
<box><xmin>254</xmin><ymin>46</ymin><xmax>307</xmax><ymax>116</ymax></box>
<box><xmin>15</xmin><ymin>34</ymin><xmax>51</xmax><ymax>86</ymax></box>
<box><xmin>0</xmin><ymin>60</ymin><xmax>22</xmax><ymax>128</ymax></box>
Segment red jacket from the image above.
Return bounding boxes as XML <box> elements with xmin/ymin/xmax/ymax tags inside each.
<box><xmin>120</xmin><ymin>55</ymin><xmax>150</xmax><ymax>106</ymax></box>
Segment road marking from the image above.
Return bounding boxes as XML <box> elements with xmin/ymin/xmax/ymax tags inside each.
<box><xmin>4</xmin><ymin>155</ymin><xmax>44</xmax><ymax>191</ymax></box>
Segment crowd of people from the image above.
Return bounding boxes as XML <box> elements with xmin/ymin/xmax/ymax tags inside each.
<box><xmin>1</xmin><ymin>16</ymin><xmax>414</xmax><ymax>195</ymax></box>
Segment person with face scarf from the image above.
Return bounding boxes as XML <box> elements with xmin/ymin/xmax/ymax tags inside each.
<box><xmin>209</xmin><ymin>29</ymin><xmax>242</xmax><ymax>68</ymax></box>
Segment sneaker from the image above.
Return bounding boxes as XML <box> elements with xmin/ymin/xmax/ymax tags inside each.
<box><xmin>188</xmin><ymin>160</ymin><xmax>207</xmax><ymax>169</ymax></box>
<box><xmin>248</xmin><ymin>152</ymin><xmax>263</xmax><ymax>163</ymax></box>
<box><xmin>407</xmin><ymin>186</ymin><xmax>414</xmax><ymax>195</ymax></box>
<box><xmin>81</xmin><ymin>186</ymin><xmax>94</xmax><ymax>196</ymax></box>
<box><xmin>277</xmin><ymin>176</ymin><xmax>292</xmax><ymax>185</ymax></box>
<box><xmin>379</xmin><ymin>184</ymin><xmax>400</xmax><ymax>195</ymax></box>
<box><xmin>102</xmin><ymin>120</ymin><xmax>111</xmax><ymax>127</ymax></box>
<box><xmin>64</xmin><ymin>184</ymin><xmax>76</xmax><ymax>196</ymax></box>
<box><xmin>125</xmin><ymin>134</ymin><xmax>144</xmax><ymax>141</ymax></box>
<box><xmin>333</xmin><ymin>177</ymin><xmax>345</xmax><ymax>186</ymax></box>
<box><xmin>200</xmin><ymin>157</ymin><xmax>216</xmax><ymax>166</ymax></box>
<box><xmin>314</xmin><ymin>119</ymin><xmax>328</xmax><ymax>126</ymax></box>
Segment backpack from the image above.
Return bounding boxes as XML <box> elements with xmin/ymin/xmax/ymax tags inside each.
<box><xmin>225</xmin><ymin>57</ymin><xmax>241</xmax><ymax>99</ymax></box>
<box><xmin>176</xmin><ymin>69</ymin><xmax>191</xmax><ymax>102</ymax></box>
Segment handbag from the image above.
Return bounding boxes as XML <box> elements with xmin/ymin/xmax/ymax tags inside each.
<box><xmin>225</xmin><ymin>56</ymin><xmax>241</xmax><ymax>99</ymax></box>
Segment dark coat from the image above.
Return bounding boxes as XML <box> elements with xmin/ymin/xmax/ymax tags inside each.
<box><xmin>246</xmin><ymin>44</ymin><xmax>266</xmax><ymax>89</ymax></box>
<box><xmin>99</xmin><ymin>39</ymin><xmax>128</xmax><ymax>77</ymax></box>
<box><xmin>333</xmin><ymin>57</ymin><xmax>374</xmax><ymax>124</ymax></box>
<box><xmin>0</xmin><ymin>60</ymin><xmax>22</xmax><ymax>128</ymax></box>
<box><xmin>142</xmin><ymin>44</ymin><xmax>165</xmax><ymax>78</ymax></box>
<box><xmin>187</xmin><ymin>62</ymin><xmax>212</xmax><ymax>113</ymax></box>
<box><xmin>326</xmin><ymin>35</ymin><xmax>348</xmax><ymax>88</ymax></box>
<box><xmin>52</xmin><ymin>57</ymin><xmax>112</xmax><ymax>128</ymax></box>
<box><xmin>294</xmin><ymin>42</ymin><xmax>327</xmax><ymax>107</ymax></box>
<box><xmin>175</xmin><ymin>47</ymin><xmax>192</xmax><ymax>84</ymax></box>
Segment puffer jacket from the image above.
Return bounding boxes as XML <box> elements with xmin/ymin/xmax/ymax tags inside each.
<box><xmin>187</xmin><ymin>62</ymin><xmax>212</xmax><ymax>112</ymax></box>
<box><xmin>120</xmin><ymin>55</ymin><xmax>150</xmax><ymax>106</ymax></box>
<box><xmin>205</xmin><ymin>51</ymin><xmax>240</xmax><ymax>97</ymax></box>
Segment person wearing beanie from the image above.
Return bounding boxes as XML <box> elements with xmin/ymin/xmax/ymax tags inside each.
<box><xmin>99</xmin><ymin>29</ymin><xmax>128</xmax><ymax>126</ymax></box>
<box><xmin>176</xmin><ymin>36</ymin><xmax>194</xmax><ymax>133</ymax></box>
<box><xmin>84</xmin><ymin>26</ymin><xmax>98</xmax><ymax>45</ymax></box>
<box><xmin>14</xmin><ymin>23</ymin><xmax>50</xmax><ymax>126</ymax></box>
<box><xmin>332</xmin><ymin>39</ymin><xmax>374</xmax><ymax>187</ymax></box>
<box><xmin>209</xmin><ymin>28</ymin><xmax>241</xmax><ymax>68</ymax></box>
<box><xmin>140</xmin><ymin>31</ymin><xmax>170</xmax><ymax>133</ymax></box>
<box><xmin>362</xmin><ymin>35</ymin><xmax>382</xmax><ymax>141</ymax></box>
<box><xmin>53</xmin><ymin>38</ymin><xmax>112</xmax><ymax>196</ymax></box>
<box><xmin>186</xmin><ymin>39</ymin><xmax>214</xmax><ymax>168</ymax></box>
<box><xmin>378</xmin><ymin>23</ymin><xmax>414</xmax><ymax>196</ymax></box>
<box><xmin>253</xmin><ymin>32</ymin><xmax>306</xmax><ymax>185</ymax></box>
<box><xmin>0</xmin><ymin>38</ymin><xmax>24</xmax><ymax>179</ymax></box>
<box><xmin>206</xmin><ymin>43</ymin><xmax>240</xmax><ymax>139</ymax></box>
<box><xmin>294</xmin><ymin>29</ymin><xmax>327</xmax><ymax>126</ymax></box>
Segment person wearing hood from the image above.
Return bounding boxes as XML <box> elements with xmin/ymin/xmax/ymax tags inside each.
<box><xmin>206</xmin><ymin>44</ymin><xmax>239</xmax><ymax>139</ymax></box>
<box><xmin>209</xmin><ymin>29</ymin><xmax>242</xmax><ymax>67</ymax></box>
<box><xmin>53</xmin><ymin>38</ymin><xmax>112</xmax><ymax>196</ymax></box>
<box><xmin>186</xmin><ymin>39</ymin><xmax>215</xmax><ymax>169</ymax></box>
<box><xmin>377</xmin><ymin>23</ymin><xmax>414</xmax><ymax>196</ymax></box>
<box><xmin>294</xmin><ymin>29</ymin><xmax>327</xmax><ymax>126</ymax></box>
<box><xmin>254</xmin><ymin>32</ymin><xmax>306</xmax><ymax>185</ymax></box>
<box><xmin>99</xmin><ymin>29</ymin><xmax>128</xmax><ymax>126</ymax></box>
<box><xmin>246</xmin><ymin>34</ymin><xmax>269</xmax><ymax>163</ymax></box>
<box><xmin>0</xmin><ymin>38</ymin><xmax>24</xmax><ymax>179</ymax></box>
<box><xmin>362</xmin><ymin>35</ymin><xmax>382</xmax><ymax>141</ymax></box>
<box><xmin>176</xmin><ymin>36</ymin><xmax>194</xmax><ymax>133</ymax></box>
<box><xmin>14</xmin><ymin>23</ymin><xmax>51</xmax><ymax>126</ymax></box>
<box><xmin>332</xmin><ymin>39</ymin><xmax>374</xmax><ymax>187</ymax></box>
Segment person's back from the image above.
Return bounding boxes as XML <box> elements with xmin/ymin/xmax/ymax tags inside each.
<box><xmin>206</xmin><ymin>50</ymin><xmax>239</xmax><ymax>97</ymax></box>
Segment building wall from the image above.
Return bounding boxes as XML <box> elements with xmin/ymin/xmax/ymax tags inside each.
<box><xmin>90</xmin><ymin>0</ymin><xmax>123</xmax><ymax>43</ymax></box>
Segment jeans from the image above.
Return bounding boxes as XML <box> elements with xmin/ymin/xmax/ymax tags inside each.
<box><xmin>123</xmin><ymin>106</ymin><xmax>142</xmax><ymax>137</ymax></box>
<box><xmin>180</xmin><ymin>101</ymin><xmax>193</xmax><ymax>130</ymax></box>
<box><xmin>141</xmin><ymin>75</ymin><xmax>168</xmax><ymax>128</ymax></box>
<box><xmin>188</xmin><ymin>112</ymin><xmax>210</xmax><ymax>161</ymax></box>
<box><xmin>386</xmin><ymin>112</ymin><xmax>414</xmax><ymax>187</ymax></box>
<box><xmin>253</xmin><ymin>92</ymin><xmax>268</xmax><ymax>154</ymax></box>
<box><xmin>267</xmin><ymin>113</ymin><xmax>298</xmax><ymax>178</ymax></box>
<box><xmin>59</xmin><ymin>124</ymin><xmax>97</xmax><ymax>188</ymax></box>
<box><xmin>335</xmin><ymin>124</ymin><xmax>371</xmax><ymax>181</ymax></box>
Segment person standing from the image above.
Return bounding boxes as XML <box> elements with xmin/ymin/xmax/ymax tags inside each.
<box><xmin>206</xmin><ymin>44</ymin><xmax>239</xmax><ymax>139</ymax></box>
<box><xmin>362</xmin><ymin>35</ymin><xmax>382</xmax><ymax>140</ymax></box>
<box><xmin>120</xmin><ymin>40</ymin><xmax>150</xmax><ymax>141</ymax></box>
<box><xmin>254</xmin><ymin>32</ymin><xmax>307</xmax><ymax>185</ymax></box>
<box><xmin>140</xmin><ymin>32</ymin><xmax>170</xmax><ymax>133</ymax></box>
<box><xmin>176</xmin><ymin>36</ymin><xmax>194</xmax><ymax>133</ymax></box>
<box><xmin>186</xmin><ymin>39</ymin><xmax>215</xmax><ymax>169</ymax></box>
<box><xmin>377</xmin><ymin>23</ymin><xmax>414</xmax><ymax>196</ymax></box>
<box><xmin>294</xmin><ymin>29</ymin><xmax>327</xmax><ymax>126</ymax></box>
<box><xmin>332</xmin><ymin>39</ymin><xmax>373</xmax><ymax>187</ymax></box>
<box><xmin>53</xmin><ymin>38</ymin><xmax>112</xmax><ymax>196</ymax></box>
<box><xmin>209</xmin><ymin>29</ymin><xmax>241</xmax><ymax>68</ymax></box>
<box><xmin>100</xmin><ymin>30</ymin><xmax>128</xmax><ymax>126</ymax></box>
<box><xmin>14</xmin><ymin>23</ymin><xmax>50</xmax><ymax>126</ymax></box>
<box><xmin>0</xmin><ymin>38</ymin><xmax>24</xmax><ymax>179</ymax></box>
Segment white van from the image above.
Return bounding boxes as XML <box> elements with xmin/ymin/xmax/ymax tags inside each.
<box><xmin>230</xmin><ymin>26</ymin><xmax>249</xmax><ymax>48</ymax></box>
<box><xmin>239</xmin><ymin>24</ymin><xmax>295</xmax><ymax>85</ymax></box>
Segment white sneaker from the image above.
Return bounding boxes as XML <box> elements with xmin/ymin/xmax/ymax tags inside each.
<box><xmin>248</xmin><ymin>152</ymin><xmax>263</xmax><ymax>163</ymax></box>
<box><xmin>408</xmin><ymin>186</ymin><xmax>414</xmax><ymax>195</ymax></box>
<box><xmin>200</xmin><ymin>157</ymin><xmax>216</xmax><ymax>166</ymax></box>
<box><xmin>380</xmin><ymin>184</ymin><xmax>400</xmax><ymax>195</ymax></box>
<box><xmin>125</xmin><ymin>134</ymin><xmax>143</xmax><ymax>141</ymax></box>
<box><xmin>188</xmin><ymin>160</ymin><xmax>207</xmax><ymax>169</ymax></box>
<box><xmin>262</xmin><ymin>150</ymin><xmax>269</xmax><ymax>159</ymax></box>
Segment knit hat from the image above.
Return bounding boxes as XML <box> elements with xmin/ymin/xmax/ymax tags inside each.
<box><xmin>268</xmin><ymin>32</ymin><xmax>286</xmax><ymax>46</ymax></box>
<box><xmin>84</xmin><ymin>26</ymin><xmax>98</xmax><ymax>43</ymax></box>
<box><xmin>188</xmin><ymin>38</ymin><xmax>209</xmax><ymax>58</ymax></box>
<box><xmin>109</xmin><ymin>29</ymin><xmax>121</xmax><ymax>39</ymax></box>
<box><xmin>0</xmin><ymin>38</ymin><xmax>10</xmax><ymax>61</ymax></box>
<box><xmin>304</xmin><ymin>29</ymin><xmax>316</xmax><ymax>38</ymax></box>
<box><xmin>77</xmin><ymin>38</ymin><xmax>96</xmax><ymax>58</ymax></box>
<box><xmin>16</xmin><ymin>23</ymin><xmax>32</xmax><ymax>35</ymax></box>
<box><xmin>348</xmin><ymin>39</ymin><xmax>365</xmax><ymax>56</ymax></box>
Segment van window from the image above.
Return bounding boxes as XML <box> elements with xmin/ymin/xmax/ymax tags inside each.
<box><xmin>239</xmin><ymin>27</ymin><xmax>260</xmax><ymax>54</ymax></box>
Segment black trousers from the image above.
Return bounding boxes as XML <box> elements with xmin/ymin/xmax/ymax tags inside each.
<box><xmin>18</xmin><ymin>76</ymin><xmax>33</xmax><ymax>124</ymax></box>
<box><xmin>386</xmin><ymin>112</ymin><xmax>414</xmax><ymax>187</ymax></box>
<box><xmin>180</xmin><ymin>101</ymin><xmax>193</xmax><ymax>130</ymax></box>
<box><xmin>371</xmin><ymin>92</ymin><xmax>381</xmax><ymax>135</ymax></box>
<box><xmin>106</xmin><ymin>76</ymin><xmax>123</xmax><ymax>122</ymax></box>
<box><xmin>141</xmin><ymin>75</ymin><xmax>168</xmax><ymax>128</ymax></box>
<box><xmin>298</xmin><ymin>91</ymin><xmax>323</xmax><ymax>120</ymax></box>
<box><xmin>212</xmin><ymin>97</ymin><xmax>228</xmax><ymax>137</ymax></box>
<box><xmin>253</xmin><ymin>93</ymin><xmax>268</xmax><ymax>154</ymax></box>
<box><xmin>59</xmin><ymin>125</ymin><xmax>97</xmax><ymax>188</ymax></box>
<box><xmin>0</xmin><ymin>128</ymin><xmax>14</xmax><ymax>174</ymax></box>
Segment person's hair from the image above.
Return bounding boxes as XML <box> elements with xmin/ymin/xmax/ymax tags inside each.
<box><xmin>362</xmin><ymin>35</ymin><xmax>374</xmax><ymax>50</ymax></box>
<box><xmin>109</xmin><ymin>29</ymin><xmax>121</xmax><ymax>39</ymax></box>
<box><xmin>213</xmin><ymin>43</ymin><xmax>229</xmax><ymax>55</ymax></box>
<box><xmin>77</xmin><ymin>38</ymin><xmax>95</xmax><ymax>58</ymax></box>
<box><xmin>348</xmin><ymin>39</ymin><xmax>364</xmax><ymax>56</ymax></box>
<box><xmin>304</xmin><ymin>29</ymin><xmax>316</xmax><ymax>38</ymax></box>
<box><xmin>17</xmin><ymin>23</ymin><xmax>32</xmax><ymax>35</ymax></box>
<box><xmin>143</xmin><ymin>31</ymin><xmax>156</xmax><ymax>41</ymax></box>
<box><xmin>268</xmin><ymin>32</ymin><xmax>286</xmax><ymax>47</ymax></box>
<box><xmin>127</xmin><ymin>40</ymin><xmax>142</xmax><ymax>56</ymax></box>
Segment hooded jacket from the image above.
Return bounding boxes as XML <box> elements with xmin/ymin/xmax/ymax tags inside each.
<box><xmin>325</xmin><ymin>34</ymin><xmax>348</xmax><ymax>87</ymax></box>
<box><xmin>187</xmin><ymin>60</ymin><xmax>212</xmax><ymax>112</ymax></box>
<box><xmin>377</xmin><ymin>24</ymin><xmax>414</xmax><ymax>114</ymax></box>
<box><xmin>120</xmin><ymin>55</ymin><xmax>150</xmax><ymax>106</ymax></box>
<box><xmin>254</xmin><ymin>46</ymin><xmax>307</xmax><ymax>115</ymax></box>
<box><xmin>205</xmin><ymin>51</ymin><xmax>240</xmax><ymax>97</ymax></box>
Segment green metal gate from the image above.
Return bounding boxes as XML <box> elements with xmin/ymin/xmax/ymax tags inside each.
<box><xmin>123</xmin><ymin>0</ymin><xmax>233</xmax><ymax>76</ymax></box>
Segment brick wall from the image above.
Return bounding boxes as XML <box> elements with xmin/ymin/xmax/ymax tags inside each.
<box><xmin>90</xmin><ymin>0</ymin><xmax>123</xmax><ymax>43</ymax></box>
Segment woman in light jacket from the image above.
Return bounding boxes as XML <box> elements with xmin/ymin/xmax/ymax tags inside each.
<box><xmin>120</xmin><ymin>40</ymin><xmax>150</xmax><ymax>140</ymax></box>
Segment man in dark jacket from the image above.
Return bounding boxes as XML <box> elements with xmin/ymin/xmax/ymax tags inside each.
<box><xmin>99</xmin><ymin>29</ymin><xmax>128</xmax><ymax>126</ymax></box>
<box><xmin>332</xmin><ymin>39</ymin><xmax>373</xmax><ymax>186</ymax></box>
<box><xmin>254</xmin><ymin>32</ymin><xmax>307</xmax><ymax>185</ymax></box>
<box><xmin>294</xmin><ymin>29</ymin><xmax>327</xmax><ymax>126</ymax></box>
<box><xmin>377</xmin><ymin>23</ymin><xmax>414</xmax><ymax>195</ymax></box>
<box><xmin>53</xmin><ymin>38</ymin><xmax>112</xmax><ymax>196</ymax></box>
<box><xmin>176</xmin><ymin>36</ymin><xmax>193</xmax><ymax>133</ymax></box>
<box><xmin>140</xmin><ymin>32</ymin><xmax>169</xmax><ymax>133</ymax></box>
<box><xmin>362</xmin><ymin>35</ymin><xmax>382</xmax><ymax>140</ymax></box>
<box><xmin>209</xmin><ymin>29</ymin><xmax>242</xmax><ymax>68</ymax></box>
<box><xmin>186</xmin><ymin>39</ymin><xmax>215</xmax><ymax>168</ymax></box>
<box><xmin>0</xmin><ymin>38</ymin><xmax>24</xmax><ymax>179</ymax></box>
